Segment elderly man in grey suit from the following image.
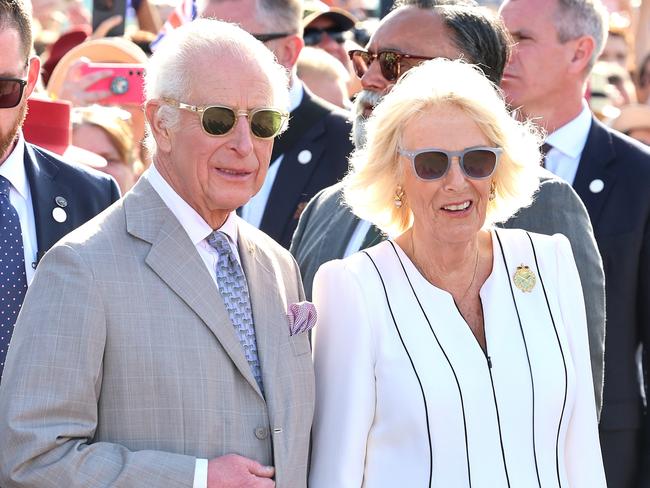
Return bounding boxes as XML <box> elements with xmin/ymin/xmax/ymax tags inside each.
<box><xmin>290</xmin><ymin>1</ymin><xmax>605</xmax><ymax>412</ymax></box>
<box><xmin>0</xmin><ymin>19</ymin><xmax>314</xmax><ymax>488</ymax></box>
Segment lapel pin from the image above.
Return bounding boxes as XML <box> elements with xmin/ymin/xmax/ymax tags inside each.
<box><xmin>513</xmin><ymin>264</ymin><xmax>536</xmax><ymax>293</ymax></box>
<box><xmin>589</xmin><ymin>179</ymin><xmax>604</xmax><ymax>193</ymax></box>
<box><xmin>297</xmin><ymin>150</ymin><xmax>312</xmax><ymax>164</ymax></box>
<box><xmin>55</xmin><ymin>196</ymin><xmax>68</xmax><ymax>208</ymax></box>
<box><xmin>52</xmin><ymin>206</ymin><xmax>67</xmax><ymax>223</ymax></box>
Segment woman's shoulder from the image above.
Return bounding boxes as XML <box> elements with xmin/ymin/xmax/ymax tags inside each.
<box><xmin>318</xmin><ymin>240</ymin><xmax>396</xmax><ymax>274</ymax></box>
<box><xmin>494</xmin><ymin>227</ymin><xmax>571</xmax><ymax>255</ymax></box>
<box><xmin>314</xmin><ymin>241</ymin><xmax>400</xmax><ymax>295</ymax></box>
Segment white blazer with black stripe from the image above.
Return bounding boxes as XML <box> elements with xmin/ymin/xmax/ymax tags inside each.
<box><xmin>309</xmin><ymin>228</ymin><xmax>605</xmax><ymax>488</ymax></box>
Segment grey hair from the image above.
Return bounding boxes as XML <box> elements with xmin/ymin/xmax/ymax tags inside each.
<box><xmin>257</xmin><ymin>0</ymin><xmax>303</xmax><ymax>35</ymax></box>
<box><xmin>553</xmin><ymin>0</ymin><xmax>609</xmax><ymax>70</ymax></box>
<box><xmin>392</xmin><ymin>0</ymin><xmax>478</xmax><ymax>8</ymax></box>
<box><xmin>144</xmin><ymin>18</ymin><xmax>289</xmax><ymax>153</ymax></box>
<box><xmin>196</xmin><ymin>0</ymin><xmax>303</xmax><ymax>35</ymax></box>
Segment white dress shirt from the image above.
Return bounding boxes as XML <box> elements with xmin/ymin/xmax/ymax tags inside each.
<box><xmin>544</xmin><ymin>101</ymin><xmax>592</xmax><ymax>185</ymax></box>
<box><xmin>0</xmin><ymin>132</ymin><xmax>38</xmax><ymax>284</ymax></box>
<box><xmin>144</xmin><ymin>164</ymin><xmax>243</xmax><ymax>488</ymax></box>
<box><xmin>239</xmin><ymin>74</ymin><xmax>304</xmax><ymax>228</ymax></box>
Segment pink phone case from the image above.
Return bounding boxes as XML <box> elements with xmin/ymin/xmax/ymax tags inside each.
<box><xmin>79</xmin><ymin>62</ymin><xmax>145</xmax><ymax>106</ymax></box>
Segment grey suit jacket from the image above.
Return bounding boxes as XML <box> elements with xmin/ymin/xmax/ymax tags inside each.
<box><xmin>0</xmin><ymin>177</ymin><xmax>315</xmax><ymax>488</ymax></box>
<box><xmin>290</xmin><ymin>170</ymin><xmax>605</xmax><ymax>412</ymax></box>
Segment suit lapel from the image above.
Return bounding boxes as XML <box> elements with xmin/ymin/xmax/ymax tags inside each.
<box><xmin>259</xmin><ymin>90</ymin><xmax>328</xmax><ymax>237</ymax></box>
<box><xmin>237</xmin><ymin>225</ymin><xmax>284</xmax><ymax>401</ymax></box>
<box><xmin>573</xmin><ymin>117</ymin><xmax>617</xmax><ymax>228</ymax></box>
<box><xmin>126</xmin><ymin>179</ymin><xmax>263</xmax><ymax>397</ymax></box>
<box><xmin>24</xmin><ymin>144</ymin><xmax>76</xmax><ymax>261</ymax></box>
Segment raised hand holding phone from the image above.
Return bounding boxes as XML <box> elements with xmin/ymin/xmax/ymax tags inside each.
<box><xmin>78</xmin><ymin>62</ymin><xmax>145</xmax><ymax>106</ymax></box>
<box><xmin>58</xmin><ymin>59</ymin><xmax>114</xmax><ymax>106</ymax></box>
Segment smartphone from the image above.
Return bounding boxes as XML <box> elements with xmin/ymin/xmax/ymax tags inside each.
<box><xmin>92</xmin><ymin>0</ymin><xmax>127</xmax><ymax>37</ymax></box>
<box><xmin>79</xmin><ymin>62</ymin><xmax>145</xmax><ymax>106</ymax></box>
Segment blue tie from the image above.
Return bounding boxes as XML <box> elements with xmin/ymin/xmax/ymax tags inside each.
<box><xmin>207</xmin><ymin>231</ymin><xmax>263</xmax><ymax>393</ymax></box>
<box><xmin>0</xmin><ymin>175</ymin><xmax>27</xmax><ymax>380</ymax></box>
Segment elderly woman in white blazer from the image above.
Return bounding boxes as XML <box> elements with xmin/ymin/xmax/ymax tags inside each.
<box><xmin>309</xmin><ymin>59</ymin><xmax>605</xmax><ymax>488</ymax></box>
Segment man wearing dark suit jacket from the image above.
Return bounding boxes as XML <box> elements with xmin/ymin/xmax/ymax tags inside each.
<box><xmin>199</xmin><ymin>0</ymin><xmax>353</xmax><ymax>249</ymax></box>
<box><xmin>0</xmin><ymin>0</ymin><xmax>119</xmax><ymax>379</ymax></box>
<box><xmin>290</xmin><ymin>1</ymin><xmax>606</xmax><ymax>414</ymax></box>
<box><xmin>499</xmin><ymin>1</ymin><xmax>650</xmax><ymax>486</ymax></box>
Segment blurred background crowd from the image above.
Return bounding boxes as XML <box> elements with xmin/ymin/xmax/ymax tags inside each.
<box><xmin>22</xmin><ymin>0</ymin><xmax>650</xmax><ymax>194</ymax></box>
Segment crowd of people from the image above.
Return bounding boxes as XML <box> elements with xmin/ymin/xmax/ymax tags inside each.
<box><xmin>0</xmin><ymin>0</ymin><xmax>649</xmax><ymax>487</ymax></box>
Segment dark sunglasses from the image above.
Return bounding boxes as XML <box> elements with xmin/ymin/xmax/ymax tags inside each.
<box><xmin>252</xmin><ymin>32</ymin><xmax>292</xmax><ymax>43</ymax></box>
<box><xmin>399</xmin><ymin>146</ymin><xmax>502</xmax><ymax>181</ymax></box>
<box><xmin>0</xmin><ymin>78</ymin><xmax>28</xmax><ymax>109</ymax></box>
<box><xmin>348</xmin><ymin>49</ymin><xmax>433</xmax><ymax>82</ymax></box>
<box><xmin>304</xmin><ymin>28</ymin><xmax>348</xmax><ymax>46</ymax></box>
<box><xmin>164</xmin><ymin>98</ymin><xmax>288</xmax><ymax>139</ymax></box>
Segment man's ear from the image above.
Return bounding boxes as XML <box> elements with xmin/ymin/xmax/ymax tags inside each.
<box><xmin>25</xmin><ymin>56</ymin><xmax>41</xmax><ymax>99</ymax></box>
<box><xmin>145</xmin><ymin>99</ymin><xmax>172</xmax><ymax>153</ymax></box>
<box><xmin>274</xmin><ymin>34</ymin><xmax>304</xmax><ymax>70</ymax></box>
<box><xmin>569</xmin><ymin>35</ymin><xmax>596</xmax><ymax>75</ymax></box>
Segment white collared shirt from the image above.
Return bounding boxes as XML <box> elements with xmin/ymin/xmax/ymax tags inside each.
<box><xmin>239</xmin><ymin>74</ymin><xmax>304</xmax><ymax>228</ymax></box>
<box><xmin>144</xmin><ymin>164</ymin><xmax>241</xmax><ymax>276</ymax></box>
<box><xmin>0</xmin><ymin>132</ymin><xmax>37</xmax><ymax>284</ymax></box>
<box><xmin>544</xmin><ymin>101</ymin><xmax>593</xmax><ymax>185</ymax></box>
<box><xmin>144</xmin><ymin>163</ymin><xmax>244</xmax><ymax>488</ymax></box>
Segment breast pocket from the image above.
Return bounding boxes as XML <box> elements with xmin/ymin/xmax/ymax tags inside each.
<box><xmin>289</xmin><ymin>333</ymin><xmax>312</xmax><ymax>356</ymax></box>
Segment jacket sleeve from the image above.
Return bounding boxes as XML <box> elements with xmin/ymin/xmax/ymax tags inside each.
<box><xmin>309</xmin><ymin>259</ymin><xmax>376</xmax><ymax>488</ymax></box>
<box><xmin>554</xmin><ymin>235</ymin><xmax>607</xmax><ymax>487</ymax></box>
<box><xmin>0</xmin><ymin>244</ymin><xmax>196</xmax><ymax>488</ymax></box>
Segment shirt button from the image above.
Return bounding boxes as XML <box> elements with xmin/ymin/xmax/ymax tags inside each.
<box><xmin>255</xmin><ymin>426</ymin><xmax>269</xmax><ymax>440</ymax></box>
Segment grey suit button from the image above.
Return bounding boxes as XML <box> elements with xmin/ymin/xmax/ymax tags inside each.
<box><xmin>255</xmin><ymin>426</ymin><xmax>269</xmax><ymax>439</ymax></box>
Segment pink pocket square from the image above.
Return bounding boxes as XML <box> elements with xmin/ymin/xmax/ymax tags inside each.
<box><xmin>287</xmin><ymin>301</ymin><xmax>317</xmax><ymax>336</ymax></box>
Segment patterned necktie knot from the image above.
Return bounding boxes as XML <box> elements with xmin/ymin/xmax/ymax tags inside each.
<box><xmin>207</xmin><ymin>230</ymin><xmax>230</xmax><ymax>256</ymax></box>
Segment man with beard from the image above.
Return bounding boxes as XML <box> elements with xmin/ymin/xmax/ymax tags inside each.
<box><xmin>290</xmin><ymin>0</ymin><xmax>606</xmax><ymax>413</ymax></box>
<box><xmin>0</xmin><ymin>0</ymin><xmax>119</xmax><ymax>381</ymax></box>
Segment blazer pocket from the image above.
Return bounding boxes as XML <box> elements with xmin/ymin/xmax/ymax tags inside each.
<box><xmin>289</xmin><ymin>333</ymin><xmax>312</xmax><ymax>356</ymax></box>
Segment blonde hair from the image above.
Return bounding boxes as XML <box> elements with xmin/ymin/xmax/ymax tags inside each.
<box><xmin>343</xmin><ymin>58</ymin><xmax>542</xmax><ymax>236</ymax></box>
<box><xmin>72</xmin><ymin>104</ymin><xmax>139</xmax><ymax>167</ymax></box>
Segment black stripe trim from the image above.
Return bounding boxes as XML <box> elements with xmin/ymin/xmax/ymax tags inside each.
<box><xmin>362</xmin><ymin>249</ymin><xmax>433</xmax><ymax>487</ymax></box>
<box><xmin>494</xmin><ymin>229</ymin><xmax>541</xmax><ymax>488</ymax></box>
<box><xmin>386</xmin><ymin>241</ymin><xmax>473</xmax><ymax>488</ymax></box>
<box><xmin>525</xmin><ymin>231</ymin><xmax>567</xmax><ymax>488</ymax></box>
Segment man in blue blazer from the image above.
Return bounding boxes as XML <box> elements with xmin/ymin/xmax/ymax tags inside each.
<box><xmin>0</xmin><ymin>0</ymin><xmax>119</xmax><ymax>379</ymax></box>
<box><xmin>500</xmin><ymin>1</ymin><xmax>650</xmax><ymax>486</ymax></box>
<box><xmin>199</xmin><ymin>0</ymin><xmax>353</xmax><ymax>249</ymax></box>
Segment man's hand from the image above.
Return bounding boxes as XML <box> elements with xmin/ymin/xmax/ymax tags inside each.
<box><xmin>207</xmin><ymin>454</ymin><xmax>275</xmax><ymax>487</ymax></box>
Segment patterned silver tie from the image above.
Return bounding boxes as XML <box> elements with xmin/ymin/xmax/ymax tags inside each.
<box><xmin>207</xmin><ymin>231</ymin><xmax>263</xmax><ymax>393</ymax></box>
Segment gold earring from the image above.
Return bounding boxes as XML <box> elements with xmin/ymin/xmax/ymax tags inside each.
<box><xmin>394</xmin><ymin>185</ymin><xmax>405</xmax><ymax>208</ymax></box>
<box><xmin>489</xmin><ymin>181</ymin><xmax>496</xmax><ymax>201</ymax></box>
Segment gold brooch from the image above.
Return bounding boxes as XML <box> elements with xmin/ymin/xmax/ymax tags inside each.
<box><xmin>513</xmin><ymin>264</ymin><xmax>536</xmax><ymax>293</ymax></box>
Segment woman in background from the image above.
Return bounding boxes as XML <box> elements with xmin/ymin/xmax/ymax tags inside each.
<box><xmin>72</xmin><ymin>105</ymin><xmax>142</xmax><ymax>193</ymax></box>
